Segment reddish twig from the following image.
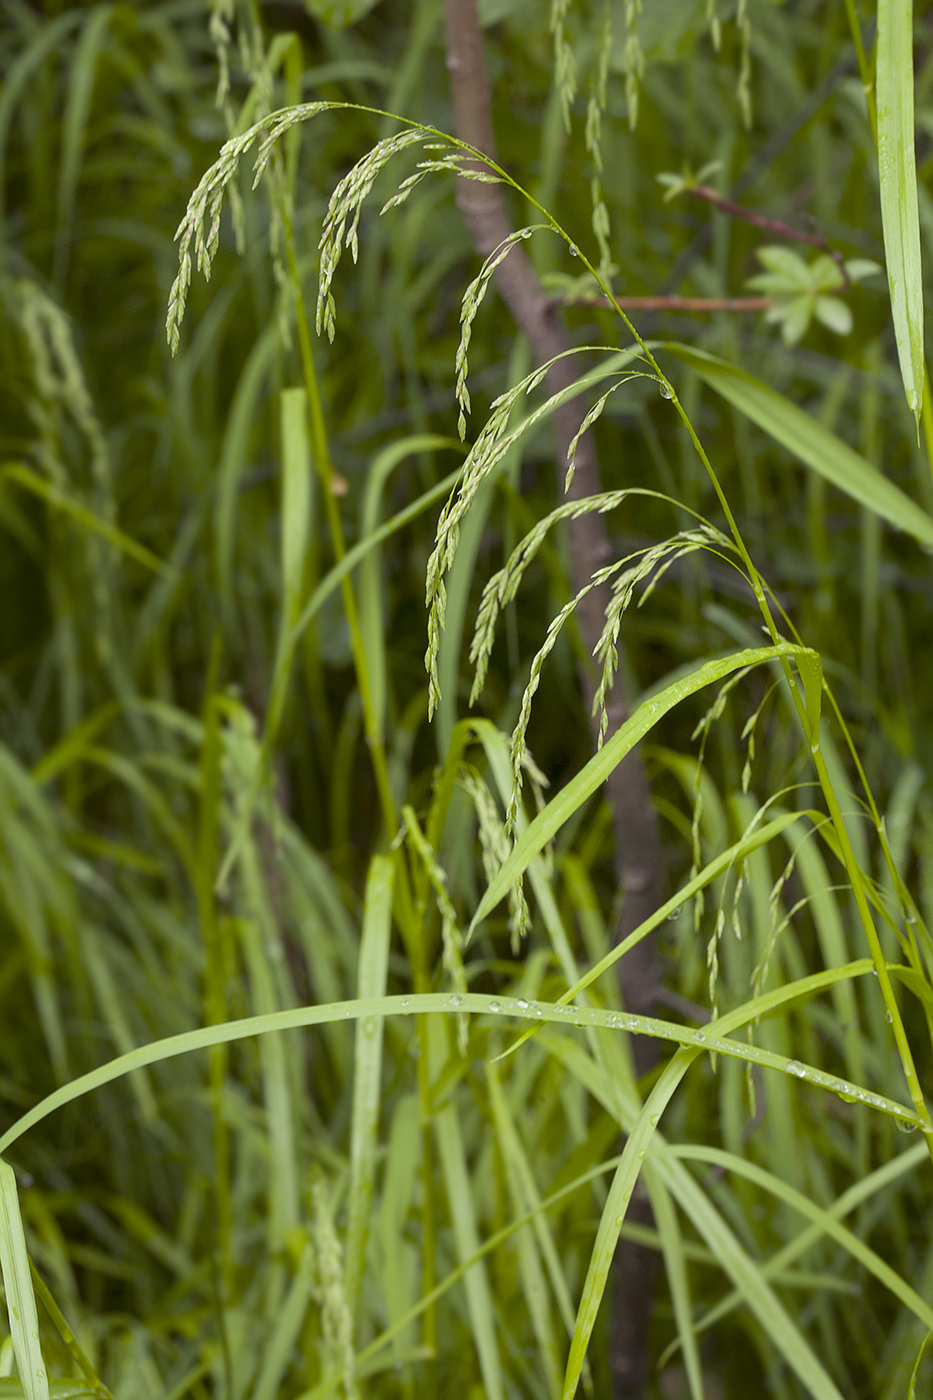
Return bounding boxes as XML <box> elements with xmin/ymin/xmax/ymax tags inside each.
<box><xmin>556</xmin><ymin>293</ymin><xmax>773</xmax><ymax>313</ymax></box>
<box><xmin>686</xmin><ymin>184</ymin><xmax>850</xmax><ymax>289</ymax></box>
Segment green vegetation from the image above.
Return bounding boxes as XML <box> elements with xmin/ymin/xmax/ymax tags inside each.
<box><xmin>2</xmin><ymin>1</ymin><xmax>933</xmax><ymax>1397</ymax></box>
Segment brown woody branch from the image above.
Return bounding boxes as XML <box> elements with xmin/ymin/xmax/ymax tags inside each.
<box><xmin>443</xmin><ymin>4</ymin><xmax>662</xmax><ymax>1397</ymax></box>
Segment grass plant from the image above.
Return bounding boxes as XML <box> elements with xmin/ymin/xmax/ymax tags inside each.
<box><xmin>2</xmin><ymin>2</ymin><xmax>933</xmax><ymax>1398</ymax></box>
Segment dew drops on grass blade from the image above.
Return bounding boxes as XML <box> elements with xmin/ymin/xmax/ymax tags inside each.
<box><xmin>876</xmin><ymin>0</ymin><xmax>924</xmax><ymax>425</ymax></box>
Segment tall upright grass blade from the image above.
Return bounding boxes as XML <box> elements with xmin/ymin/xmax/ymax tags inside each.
<box><xmin>251</xmin><ymin>1238</ymin><xmax>316</xmax><ymax>1400</ymax></box>
<box><xmin>280</xmin><ymin>388</ymin><xmax>313</xmax><ymax>629</ymax></box>
<box><xmin>1</xmin><ymin>465</ymin><xmax>175</xmax><ymax>578</ymax></box>
<box><xmin>876</xmin><ymin>0</ymin><xmax>924</xmax><ymax>424</ymax></box>
<box><xmin>54</xmin><ymin>5</ymin><xmax>113</xmax><ymax>287</ymax></box>
<box><xmin>345</xmin><ymin>855</ymin><xmax>394</xmax><ymax>1320</ymax></box>
<box><xmin>0</xmin><ymin>1161</ymin><xmax>49</xmax><ymax>1400</ymax></box>
<box><xmin>434</xmin><ymin>1102</ymin><xmax>505</xmax><ymax>1400</ymax></box>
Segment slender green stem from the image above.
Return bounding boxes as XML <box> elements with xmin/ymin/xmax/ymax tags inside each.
<box><xmin>842</xmin><ymin>0</ymin><xmax>877</xmax><ymax>139</ymax></box>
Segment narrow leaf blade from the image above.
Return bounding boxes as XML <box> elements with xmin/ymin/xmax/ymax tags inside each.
<box><xmin>0</xmin><ymin>1160</ymin><xmax>50</xmax><ymax>1400</ymax></box>
<box><xmin>664</xmin><ymin>344</ymin><xmax>933</xmax><ymax>544</ymax></box>
<box><xmin>877</xmin><ymin>0</ymin><xmax>924</xmax><ymax>421</ymax></box>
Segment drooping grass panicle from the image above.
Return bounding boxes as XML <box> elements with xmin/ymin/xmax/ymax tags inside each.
<box><xmin>752</xmin><ymin>815</ymin><xmax>835</xmax><ymax>998</ymax></box>
<box><xmin>687</xmin><ymin>666</ymin><xmax>756</xmax><ymax>961</ymax></box>
<box><xmin>502</xmin><ymin>525</ymin><xmax>729</xmax><ymax>834</ymax></box>
<box><xmin>564</xmin><ymin>375</ymin><xmax>645</xmax><ymax>489</ymax></box>
<box><xmin>310</xmin><ymin>1171</ymin><xmax>358</xmax><ymax>1400</ymax></box>
<box><xmin>623</xmin><ymin>0</ymin><xmax>644</xmax><ymax>128</ymax></box>
<box><xmin>425</xmin><ymin>348</ymin><xmax>650</xmax><ymax>716</ymax></box>
<box><xmin>14</xmin><ymin>276</ymin><xmax>110</xmax><ymax>496</ymax></box>
<box><xmin>208</xmin><ymin>0</ymin><xmax>235</xmax><ymax>122</ymax></box>
<box><xmin>740</xmin><ymin>681</ymin><xmax>780</xmax><ymax>794</ymax></box>
<box><xmin>402</xmin><ymin>805</ymin><xmax>469</xmax><ymax>1051</ymax></box>
<box><xmin>455</xmin><ymin>227</ymin><xmax>544</xmax><ymax>438</ymax></box>
<box><xmin>591</xmin><ymin>524</ymin><xmax>733</xmax><ymax>747</ymax></box>
<box><xmin>468</xmin><ymin>485</ymin><xmax>681</xmax><ymax>704</ymax></box>
<box><xmin>460</xmin><ymin>766</ymin><xmax>529</xmax><ymax>950</ymax></box>
<box><xmin>584</xmin><ymin>2</ymin><xmax>614</xmax><ymax>275</ymax></box>
<box><xmin>550</xmin><ymin>0</ymin><xmax>578</xmax><ymax>130</ymax></box>
<box><xmin>315</xmin><ymin>127</ymin><xmax>427</xmax><ymax>341</ymax></box>
<box><xmin>380</xmin><ymin>147</ymin><xmax>502</xmax><ymax>218</ymax></box>
<box><xmin>166</xmin><ymin>102</ymin><xmax>334</xmax><ymax>353</ymax></box>
<box><xmin>208</xmin><ymin>0</ymin><xmax>247</xmax><ymax>253</ymax></box>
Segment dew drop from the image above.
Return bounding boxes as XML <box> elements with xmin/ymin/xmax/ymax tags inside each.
<box><xmin>786</xmin><ymin>1060</ymin><xmax>807</xmax><ymax>1078</ymax></box>
<box><xmin>896</xmin><ymin>1117</ymin><xmax>919</xmax><ymax>1134</ymax></box>
<box><xmin>650</xmin><ymin>1114</ymin><xmax>660</xmax><ymax>1127</ymax></box>
<box><xmin>516</xmin><ymin>998</ymin><xmax>529</xmax><ymax>1011</ymax></box>
<box><xmin>449</xmin><ymin>994</ymin><xmax>463</xmax><ymax>1008</ymax></box>
<box><xmin>625</xmin><ymin>1017</ymin><xmax>639</xmax><ymax>1031</ymax></box>
<box><xmin>658</xmin><ymin>382</ymin><xmax>674</xmax><ymax>400</ymax></box>
<box><xmin>885</xmin><ymin>1010</ymin><xmax>894</xmax><ymax>1024</ymax></box>
<box><xmin>400</xmin><ymin>998</ymin><xmax>410</xmax><ymax>1009</ymax></box>
<box><xmin>488</xmin><ymin>1000</ymin><xmax>501</xmax><ymax>1013</ymax></box>
<box><xmin>694</xmin><ymin>1031</ymin><xmax>706</xmax><ymax>1043</ymax></box>
<box><xmin>569</xmin><ymin>243</ymin><xmax>579</xmax><ymax>258</ymax></box>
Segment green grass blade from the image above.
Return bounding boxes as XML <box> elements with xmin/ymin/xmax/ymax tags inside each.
<box><xmin>5</xmin><ymin>971</ymin><xmax>926</xmax><ymax>1158</ymax></box>
<box><xmin>662</xmin><ymin>345</ymin><xmax>933</xmax><ymax>543</ymax></box>
<box><xmin>280</xmin><ymin>389</ymin><xmax>314</xmax><ymax>627</ymax></box>
<box><xmin>434</xmin><ymin>1103</ymin><xmax>504</xmax><ymax>1400</ymax></box>
<box><xmin>486</xmin><ymin>1062</ymin><xmax>565</xmax><ymax>1396</ymax></box>
<box><xmin>359</xmin><ymin>435</ymin><xmax>462</xmax><ymax>742</ymax></box>
<box><xmin>54</xmin><ymin>6</ymin><xmax>113</xmax><ymax>287</ymax></box>
<box><xmin>643</xmin><ymin>1166</ymin><xmax>704</xmax><ymax>1400</ymax></box>
<box><xmin>378</xmin><ymin>1094</ymin><xmax>419</xmax><ymax>1362</ymax></box>
<box><xmin>561</xmin><ymin>1046</ymin><xmax>706</xmax><ymax>1400</ymax></box>
<box><xmin>215</xmin><ymin>325</ymin><xmax>280</xmax><ymax>609</ymax></box>
<box><xmin>0</xmin><ymin>11</ymin><xmax>84</xmax><ymax>239</ymax></box>
<box><xmin>909</xmin><ymin>1332</ymin><xmax>933</xmax><ymax>1398</ymax></box>
<box><xmin>251</xmin><ymin>1238</ymin><xmax>316</xmax><ymax>1400</ymax></box>
<box><xmin>672</xmin><ymin>1145</ymin><xmax>933</xmax><ymax>1332</ymax></box>
<box><xmin>876</xmin><ymin>0</ymin><xmax>924</xmax><ymax>423</ymax></box>
<box><xmin>345</xmin><ymin>855</ymin><xmax>394</xmax><ymax>1320</ymax></box>
<box><xmin>1</xmin><ymin>465</ymin><xmax>175</xmax><ymax>578</ymax></box>
<box><xmin>0</xmin><ymin>1160</ymin><xmax>50</xmax><ymax>1400</ymax></box>
<box><xmin>663</xmin><ymin>1141</ymin><xmax>929</xmax><ymax>1360</ymax></box>
<box><xmin>664</xmin><ymin>1148</ymin><xmax>845</xmax><ymax>1400</ymax></box>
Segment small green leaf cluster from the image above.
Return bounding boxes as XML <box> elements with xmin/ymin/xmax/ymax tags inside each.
<box><xmin>745</xmin><ymin>246</ymin><xmax>882</xmax><ymax>345</ymax></box>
